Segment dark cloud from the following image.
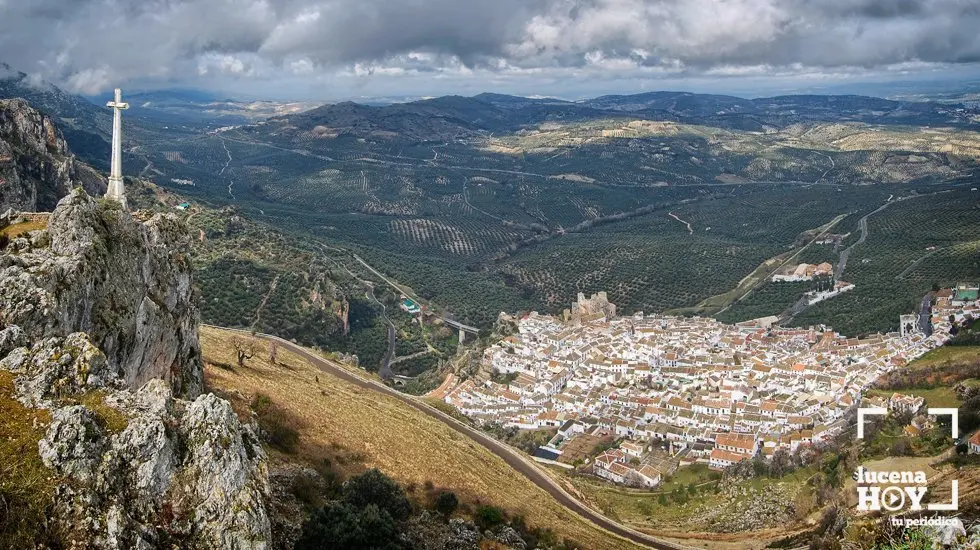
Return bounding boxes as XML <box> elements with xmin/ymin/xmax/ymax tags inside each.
<box><xmin>0</xmin><ymin>0</ymin><xmax>978</xmax><ymax>96</ymax></box>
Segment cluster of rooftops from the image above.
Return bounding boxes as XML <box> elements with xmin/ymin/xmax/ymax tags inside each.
<box><xmin>441</xmin><ymin>285</ymin><xmax>978</xmax><ymax>480</ymax></box>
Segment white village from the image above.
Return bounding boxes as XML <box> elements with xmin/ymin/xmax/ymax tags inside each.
<box><xmin>440</xmin><ymin>287</ymin><xmax>980</xmax><ymax>488</ymax></box>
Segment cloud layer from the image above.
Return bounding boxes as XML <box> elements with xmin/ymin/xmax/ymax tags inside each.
<box><xmin>2</xmin><ymin>0</ymin><xmax>979</xmax><ymax>97</ymax></box>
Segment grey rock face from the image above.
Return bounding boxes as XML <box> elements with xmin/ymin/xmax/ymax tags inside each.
<box><xmin>36</xmin><ymin>377</ymin><xmax>270</xmax><ymax>549</ymax></box>
<box><xmin>0</xmin><ymin>188</ymin><xmax>203</xmax><ymax>397</ymax></box>
<box><xmin>0</xmin><ymin>323</ymin><xmax>25</xmax><ymax>355</ymax></box>
<box><xmin>3</xmin><ymin>332</ymin><xmax>115</xmax><ymax>407</ymax></box>
<box><xmin>0</xmin><ymin>98</ymin><xmax>106</xmax><ymax>212</ymax></box>
<box><xmin>0</xmin><ymin>180</ymin><xmax>269</xmax><ymax>548</ymax></box>
<box><xmin>39</xmin><ymin>405</ymin><xmax>108</xmax><ymax>483</ymax></box>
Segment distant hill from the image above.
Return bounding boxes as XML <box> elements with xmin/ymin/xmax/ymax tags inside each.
<box><xmin>0</xmin><ymin>63</ymin><xmax>112</xmax><ymax>169</ymax></box>
<box><xmin>249</xmin><ymin>88</ymin><xmax>978</xmax><ymax>144</ymax></box>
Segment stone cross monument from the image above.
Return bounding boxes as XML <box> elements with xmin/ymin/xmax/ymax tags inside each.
<box><xmin>105</xmin><ymin>88</ymin><xmax>129</xmax><ymax>208</ymax></box>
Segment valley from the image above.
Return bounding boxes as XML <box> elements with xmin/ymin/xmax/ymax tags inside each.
<box><xmin>5</xmin><ymin>1</ymin><xmax>980</xmax><ymax>548</ymax></box>
<box><xmin>7</xmin><ymin>70</ymin><xmax>980</xmax><ymax>345</ymax></box>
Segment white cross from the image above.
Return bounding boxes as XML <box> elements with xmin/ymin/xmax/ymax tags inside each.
<box><xmin>105</xmin><ymin>88</ymin><xmax>129</xmax><ymax>208</ymax></box>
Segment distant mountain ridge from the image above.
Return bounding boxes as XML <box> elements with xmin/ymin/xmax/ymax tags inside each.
<box><xmin>256</xmin><ymin>89</ymin><xmax>978</xmax><ymax>143</ymax></box>
<box><xmin>4</xmin><ymin>58</ymin><xmax>978</xmax><ymax>149</ymax></box>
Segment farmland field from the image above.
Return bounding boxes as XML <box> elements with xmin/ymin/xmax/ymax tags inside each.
<box><xmin>106</xmin><ymin>92</ymin><xmax>980</xmax><ymax>340</ymax></box>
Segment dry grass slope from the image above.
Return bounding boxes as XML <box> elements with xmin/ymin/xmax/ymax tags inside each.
<box><xmin>200</xmin><ymin>326</ymin><xmax>642</xmax><ymax>549</ymax></box>
<box><xmin>0</xmin><ymin>371</ymin><xmax>57</xmax><ymax>548</ymax></box>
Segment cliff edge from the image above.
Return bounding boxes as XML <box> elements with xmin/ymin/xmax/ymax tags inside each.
<box><xmin>0</xmin><ymin>98</ymin><xmax>106</xmax><ymax>212</ymax></box>
<box><xmin>0</xmin><ymin>189</ymin><xmax>270</xmax><ymax>549</ymax></box>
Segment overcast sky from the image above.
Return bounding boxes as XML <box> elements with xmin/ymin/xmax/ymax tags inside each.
<box><xmin>3</xmin><ymin>0</ymin><xmax>980</xmax><ymax>101</ymax></box>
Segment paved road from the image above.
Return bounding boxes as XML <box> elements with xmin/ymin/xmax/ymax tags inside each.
<box><xmin>228</xmin><ymin>327</ymin><xmax>683</xmax><ymax>550</ymax></box>
<box><xmin>366</xmin><ymin>286</ymin><xmax>396</xmax><ymax>379</ymax></box>
<box><xmin>835</xmin><ymin>210</ymin><xmax>871</xmax><ymax>280</ymax></box>
<box><xmin>919</xmin><ymin>293</ymin><xmax>934</xmax><ymax>336</ymax></box>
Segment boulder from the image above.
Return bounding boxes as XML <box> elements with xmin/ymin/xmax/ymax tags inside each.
<box><xmin>38</xmin><ymin>378</ymin><xmax>270</xmax><ymax>549</ymax></box>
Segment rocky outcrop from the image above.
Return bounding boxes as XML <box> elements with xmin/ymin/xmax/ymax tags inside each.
<box><xmin>0</xmin><ymin>332</ymin><xmax>116</xmax><ymax>407</ymax></box>
<box><xmin>43</xmin><ymin>381</ymin><xmax>268</xmax><ymax>550</ymax></box>
<box><xmin>0</xmin><ymin>334</ymin><xmax>270</xmax><ymax>549</ymax></box>
<box><xmin>0</xmin><ymin>188</ymin><xmax>271</xmax><ymax>548</ymax></box>
<box><xmin>0</xmin><ymin>188</ymin><xmax>203</xmax><ymax>397</ymax></box>
<box><xmin>0</xmin><ymin>98</ymin><xmax>106</xmax><ymax>212</ymax></box>
<box><xmin>401</xmin><ymin>511</ymin><xmax>529</xmax><ymax>550</ymax></box>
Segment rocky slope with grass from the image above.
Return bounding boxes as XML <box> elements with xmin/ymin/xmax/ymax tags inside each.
<box><xmin>0</xmin><ymin>188</ymin><xmax>271</xmax><ymax>548</ymax></box>
<box><xmin>0</xmin><ymin>98</ymin><xmax>106</xmax><ymax>212</ymax></box>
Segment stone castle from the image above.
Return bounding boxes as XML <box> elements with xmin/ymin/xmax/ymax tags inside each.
<box><xmin>563</xmin><ymin>291</ymin><xmax>617</xmax><ymax>326</ymax></box>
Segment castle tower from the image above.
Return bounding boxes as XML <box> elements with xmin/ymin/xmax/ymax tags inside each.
<box><xmin>105</xmin><ymin>88</ymin><xmax>129</xmax><ymax>209</ymax></box>
<box><xmin>899</xmin><ymin>314</ymin><xmax>919</xmax><ymax>337</ymax></box>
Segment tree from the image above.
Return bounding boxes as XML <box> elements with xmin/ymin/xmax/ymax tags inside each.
<box><xmin>269</xmin><ymin>340</ymin><xmax>278</xmax><ymax>364</ymax></box>
<box><xmin>342</xmin><ymin>469</ymin><xmax>412</xmax><ymax>521</ymax></box>
<box><xmin>295</xmin><ymin>502</ymin><xmax>401</xmax><ymax>550</ymax></box>
<box><xmin>434</xmin><ymin>491</ymin><xmax>459</xmax><ymax>518</ymax></box>
<box><xmin>232</xmin><ymin>336</ymin><xmax>258</xmax><ymax>368</ymax></box>
<box><xmin>473</xmin><ymin>504</ymin><xmax>506</xmax><ymax>530</ymax></box>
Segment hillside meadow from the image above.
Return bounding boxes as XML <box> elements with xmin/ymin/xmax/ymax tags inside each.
<box><xmin>199</xmin><ymin>326</ymin><xmax>643</xmax><ymax>550</ymax></box>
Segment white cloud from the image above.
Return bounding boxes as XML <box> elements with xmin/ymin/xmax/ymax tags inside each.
<box><xmin>66</xmin><ymin>66</ymin><xmax>112</xmax><ymax>95</ymax></box>
<box><xmin>1</xmin><ymin>0</ymin><xmax>979</xmax><ymax>97</ymax></box>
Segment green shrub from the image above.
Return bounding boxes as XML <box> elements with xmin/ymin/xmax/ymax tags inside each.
<box><xmin>249</xmin><ymin>393</ymin><xmax>300</xmax><ymax>453</ymax></box>
<box><xmin>473</xmin><ymin>504</ymin><xmax>506</xmax><ymax>530</ymax></box>
<box><xmin>342</xmin><ymin>469</ymin><xmax>412</xmax><ymax>521</ymax></box>
<box><xmin>434</xmin><ymin>491</ymin><xmax>459</xmax><ymax>517</ymax></box>
<box><xmin>295</xmin><ymin>502</ymin><xmax>402</xmax><ymax>550</ymax></box>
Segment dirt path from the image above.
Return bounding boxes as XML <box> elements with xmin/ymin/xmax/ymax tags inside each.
<box><xmin>366</xmin><ymin>285</ymin><xmax>396</xmax><ymax>380</ymax></box>
<box><xmin>667</xmin><ymin>212</ymin><xmax>693</xmax><ymax>234</ymax></box>
<box><xmin>251</xmin><ymin>274</ymin><xmax>279</xmax><ymax>329</ymax></box>
<box><xmin>896</xmin><ymin>247</ymin><xmax>944</xmax><ymax>280</ymax></box>
<box><xmin>218</xmin><ymin>137</ymin><xmax>236</xmax><ymax>199</ymax></box>
<box><xmin>814</xmin><ymin>152</ymin><xmax>835</xmax><ymax>183</ymax></box>
<box><xmin>389</xmin><ymin>349</ymin><xmax>434</xmax><ymax>366</ymax></box>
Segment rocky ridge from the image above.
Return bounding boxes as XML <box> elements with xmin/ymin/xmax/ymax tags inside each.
<box><xmin>1</xmin><ymin>188</ymin><xmax>203</xmax><ymax>396</ymax></box>
<box><xmin>0</xmin><ymin>98</ymin><xmax>106</xmax><ymax>212</ymax></box>
<box><xmin>0</xmin><ymin>189</ymin><xmax>271</xmax><ymax>548</ymax></box>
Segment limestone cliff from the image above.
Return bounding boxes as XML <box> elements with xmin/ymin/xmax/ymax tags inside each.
<box><xmin>0</xmin><ymin>189</ymin><xmax>271</xmax><ymax>548</ymax></box>
<box><xmin>1</xmin><ymin>188</ymin><xmax>202</xmax><ymax>396</ymax></box>
<box><xmin>0</xmin><ymin>98</ymin><xmax>106</xmax><ymax>212</ymax></box>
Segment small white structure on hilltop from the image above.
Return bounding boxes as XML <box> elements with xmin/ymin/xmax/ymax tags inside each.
<box><xmin>105</xmin><ymin>88</ymin><xmax>129</xmax><ymax>209</ymax></box>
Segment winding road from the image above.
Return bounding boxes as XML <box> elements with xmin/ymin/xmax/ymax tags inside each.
<box><xmin>667</xmin><ymin>212</ymin><xmax>693</xmax><ymax>234</ymax></box>
<box><xmin>835</xmin><ymin>190</ymin><xmax>954</xmax><ymax>281</ymax></box>
<box><xmin>367</xmin><ymin>285</ymin><xmax>396</xmax><ymax>379</ymax></box>
<box><xmin>209</xmin><ymin>325</ymin><xmax>686</xmax><ymax>550</ymax></box>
